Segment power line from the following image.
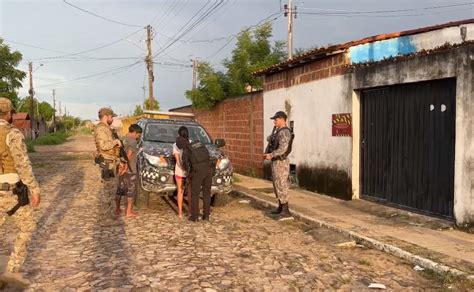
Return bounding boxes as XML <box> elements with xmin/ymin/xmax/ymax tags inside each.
<box><xmin>206</xmin><ymin>11</ymin><xmax>283</xmax><ymax>60</ymax></box>
<box><xmin>36</xmin><ymin>60</ymin><xmax>142</xmax><ymax>88</ymax></box>
<box><xmin>424</xmin><ymin>2</ymin><xmax>474</xmax><ymax>10</ymax></box>
<box><xmin>298</xmin><ymin>7</ymin><xmax>416</xmax><ymax>14</ymax></box>
<box><xmin>30</xmin><ymin>28</ymin><xmax>144</xmax><ymax>60</ymax></box>
<box><xmin>153</xmin><ymin>0</ymin><xmax>226</xmax><ymax>58</ymax></box>
<box><xmin>62</xmin><ymin>0</ymin><xmax>144</xmax><ymax>28</ymax></box>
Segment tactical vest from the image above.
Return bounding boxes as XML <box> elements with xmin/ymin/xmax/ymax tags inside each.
<box><xmin>272</xmin><ymin>127</ymin><xmax>294</xmax><ymax>160</ymax></box>
<box><xmin>94</xmin><ymin>123</ymin><xmax>120</xmax><ymax>160</ymax></box>
<box><xmin>0</xmin><ymin>124</ymin><xmax>17</xmax><ymax>174</ymax></box>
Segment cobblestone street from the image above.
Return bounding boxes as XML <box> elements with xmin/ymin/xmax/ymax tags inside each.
<box><xmin>1</xmin><ymin>152</ymin><xmax>450</xmax><ymax>291</ymax></box>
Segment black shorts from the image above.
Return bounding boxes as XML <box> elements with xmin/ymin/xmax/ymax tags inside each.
<box><xmin>116</xmin><ymin>173</ymin><xmax>137</xmax><ymax>198</ymax></box>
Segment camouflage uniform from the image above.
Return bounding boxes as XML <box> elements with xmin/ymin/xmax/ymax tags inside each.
<box><xmin>270</xmin><ymin>127</ymin><xmax>292</xmax><ymax>204</ymax></box>
<box><xmin>94</xmin><ymin>120</ymin><xmax>121</xmax><ymax>220</ymax></box>
<box><xmin>0</xmin><ymin>105</ymin><xmax>40</xmax><ymax>273</ymax></box>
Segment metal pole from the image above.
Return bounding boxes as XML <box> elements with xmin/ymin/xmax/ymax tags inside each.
<box><xmin>146</xmin><ymin>25</ymin><xmax>155</xmax><ymax>110</ymax></box>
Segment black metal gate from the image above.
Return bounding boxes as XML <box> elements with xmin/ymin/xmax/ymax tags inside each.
<box><xmin>361</xmin><ymin>79</ymin><xmax>456</xmax><ymax>218</ymax></box>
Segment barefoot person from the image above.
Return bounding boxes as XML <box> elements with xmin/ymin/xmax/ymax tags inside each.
<box><xmin>173</xmin><ymin>126</ymin><xmax>189</xmax><ymax>219</ymax></box>
<box><xmin>0</xmin><ymin>97</ymin><xmax>41</xmax><ymax>288</ymax></box>
<box><xmin>115</xmin><ymin>124</ymin><xmax>142</xmax><ymax>218</ymax></box>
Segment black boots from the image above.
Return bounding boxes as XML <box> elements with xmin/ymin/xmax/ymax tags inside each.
<box><xmin>276</xmin><ymin>203</ymin><xmax>294</xmax><ymax>221</ymax></box>
<box><xmin>271</xmin><ymin>200</ymin><xmax>283</xmax><ymax>215</ymax></box>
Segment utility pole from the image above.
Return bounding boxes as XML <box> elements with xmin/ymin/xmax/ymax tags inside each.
<box><xmin>28</xmin><ymin>62</ymin><xmax>35</xmax><ymax>134</ymax></box>
<box><xmin>192</xmin><ymin>59</ymin><xmax>198</xmax><ymax>90</ymax></box>
<box><xmin>52</xmin><ymin>89</ymin><xmax>56</xmax><ymax>132</ymax></box>
<box><xmin>145</xmin><ymin>25</ymin><xmax>155</xmax><ymax>110</ymax></box>
<box><xmin>58</xmin><ymin>101</ymin><xmax>62</xmax><ymax>117</ymax></box>
<box><xmin>284</xmin><ymin>0</ymin><xmax>297</xmax><ymax>60</ymax></box>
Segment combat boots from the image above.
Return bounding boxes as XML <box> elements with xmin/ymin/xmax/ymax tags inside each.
<box><xmin>270</xmin><ymin>200</ymin><xmax>283</xmax><ymax>215</ymax></box>
<box><xmin>275</xmin><ymin>203</ymin><xmax>294</xmax><ymax>221</ymax></box>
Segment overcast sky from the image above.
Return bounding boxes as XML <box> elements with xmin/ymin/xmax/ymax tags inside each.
<box><xmin>0</xmin><ymin>0</ymin><xmax>472</xmax><ymax>120</ymax></box>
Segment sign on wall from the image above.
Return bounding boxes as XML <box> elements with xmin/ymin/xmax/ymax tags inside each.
<box><xmin>332</xmin><ymin>113</ymin><xmax>352</xmax><ymax>137</ymax></box>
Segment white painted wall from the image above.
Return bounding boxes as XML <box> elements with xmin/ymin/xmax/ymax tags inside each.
<box><xmin>263</xmin><ymin>75</ymin><xmax>352</xmax><ymax>173</ymax></box>
<box><xmin>411</xmin><ymin>23</ymin><xmax>474</xmax><ymax>49</ymax></box>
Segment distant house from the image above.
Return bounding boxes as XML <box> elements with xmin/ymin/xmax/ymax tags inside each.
<box><xmin>12</xmin><ymin>113</ymin><xmax>49</xmax><ymax>139</ymax></box>
<box><xmin>12</xmin><ymin>113</ymin><xmax>32</xmax><ymax>138</ymax></box>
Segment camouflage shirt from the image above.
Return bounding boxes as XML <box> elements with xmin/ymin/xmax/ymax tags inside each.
<box><xmin>0</xmin><ymin>119</ymin><xmax>40</xmax><ymax>194</ymax></box>
<box><xmin>94</xmin><ymin>122</ymin><xmax>120</xmax><ymax>160</ymax></box>
<box><xmin>271</xmin><ymin>126</ymin><xmax>292</xmax><ymax>160</ymax></box>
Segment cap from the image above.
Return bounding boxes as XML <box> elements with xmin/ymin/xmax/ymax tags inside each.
<box><xmin>270</xmin><ymin>111</ymin><xmax>287</xmax><ymax>120</ymax></box>
<box><xmin>0</xmin><ymin>97</ymin><xmax>14</xmax><ymax>114</ymax></box>
<box><xmin>98</xmin><ymin>107</ymin><xmax>117</xmax><ymax>118</ymax></box>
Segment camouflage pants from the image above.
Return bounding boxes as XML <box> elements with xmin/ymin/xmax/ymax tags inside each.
<box><xmin>0</xmin><ymin>192</ymin><xmax>36</xmax><ymax>273</ymax></box>
<box><xmin>100</xmin><ymin>175</ymin><xmax>119</xmax><ymax>219</ymax></box>
<box><xmin>271</xmin><ymin>159</ymin><xmax>290</xmax><ymax>204</ymax></box>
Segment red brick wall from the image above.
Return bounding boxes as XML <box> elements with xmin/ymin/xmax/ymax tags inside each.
<box><xmin>264</xmin><ymin>53</ymin><xmax>349</xmax><ymax>91</ymax></box>
<box><xmin>171</xmin><ymin>91</ymin><xmax>264</xmax><ymax>177</ymax></box>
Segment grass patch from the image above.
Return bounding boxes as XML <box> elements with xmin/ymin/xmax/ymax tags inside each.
<box><xmin>26</xmin><ymin>131</ymin><xmax>71</xmax><ymax>152</ymax></box>
<box><xmin>358</xmin><ymin>259</ymin><xmax>372</xmax><ymax>266</ymax></box>
<box><xmin>233</xmin><ymin>174</ymin><xmax>241</xmax><ymax>183</ymax></box>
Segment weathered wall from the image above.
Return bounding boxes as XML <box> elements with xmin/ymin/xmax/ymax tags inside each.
<box><xmin>264</xmin><ymin>74</ymin><xmax>353</xmax><ymax>200</ymax></box>
<box><xmin>171</xmin><ymin>92</ymin><xmax>264</xmax><ymax>176</ymax></box>
<box><xmin>349</xmin><ymin>23</ymin><xmax>474</xmax><ymax>64</ymax></box>
<box><xmin>351</xmin><ymin>44</ymin><xmax>474</xmax><ymax>225</ymax></box>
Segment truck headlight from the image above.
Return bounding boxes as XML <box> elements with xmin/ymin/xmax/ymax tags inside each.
<box><xmin>144</xmin><ymin>153</ymin><xmax>168</xmax><ymax>167</ymax></box>
<box><xmin>217</xmin><ymin>158</ymin><xmax>230</xmax><ymax>170</ymax></box>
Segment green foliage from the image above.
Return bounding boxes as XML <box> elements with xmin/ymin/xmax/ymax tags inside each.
<box><xmin>133</xmin><ymin>104</ymin><xmax>144</xmax><ymax>116</ymax></box>
<box><xmin>186</xmin><ymin>63</ymin><xmax>227</xmax><ymax>109</ymax></box>
<box><xmin>0</xmin><ymin>39</ymin><xmax>26</xmax><ymax>108</ymax></box>
<box><xmin>185</xmin><ymin>22</ymin><xmax>285</xmax><ymax>109</ymax></box>
<box><xmin>38</xmin><ymin>101</ymin><xmax>55</xmax><ymax>121</ymax></box>
<box><xmin>25</xmin><ymin>139</ymin><xmax>35</xmax><ymax>153</ymax></box>
<box><xmin>144</xmin><ymin>98</ymin><xmax>160</xmax><ymax>111</ymax></box>
<box><xmin>33</xmin><ymin>131</ymin><xmax>70</xmax><ymax>146</ymax></box>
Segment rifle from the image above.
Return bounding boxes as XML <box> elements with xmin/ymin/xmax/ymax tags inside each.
<box><xmin>7</xmin><ymin>182</ymin><xmax>29</xmax><ymax>216</ymax></box>
<box><xmin>264</xmin><ymin>126</ymin><xmax>277</xmax><ymax>154</ymax></box>
<box><xmin>112</xmin><ymin>129</ymin><xmax>131</xmax><ymax>172</ymax></box>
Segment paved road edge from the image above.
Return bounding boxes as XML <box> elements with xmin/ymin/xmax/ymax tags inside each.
<box><xmin>233</xmin><ymin>186</ymin><xmax>474</xmax><ymax>281</ymax></box>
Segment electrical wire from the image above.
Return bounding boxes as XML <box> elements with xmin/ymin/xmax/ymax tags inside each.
<box><xmin>36</xmin><ymin>60</ymin><xmax>142</xmax><ymax>88</ymax></box>
<box><xmin>62</xmin><ymin>0</ymin><xmax>144</xmax><ymax>28</ymax></box>
<box><xmin>30</xmin><ymin>28</ymin><xmax>144</xmax><ymax>61</ymax></box>
<box><xmin>206</xmin><ymin>11</ymin><xmax>283</xmax><ymax>60</ymax></box>
<box><xmin>153</xmin><ymin>0</ymin><xmax>226</xmax><ymax>58</ymax></box>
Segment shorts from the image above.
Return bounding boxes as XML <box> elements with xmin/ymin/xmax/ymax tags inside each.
<box><xmin>175</xmin><ymin>175</ymin><xmax>187</xmax><ymax>180</ymax></box>
<box><xmin>116</xmin><ymin>173</ymin><xmax>137</xmax><ymax>198</ymax></box>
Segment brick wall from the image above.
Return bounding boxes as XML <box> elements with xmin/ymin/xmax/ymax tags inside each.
<box><xmin>264</xmin><ymin>53</ymin><xmax>349</xmax><ymax>91</ymax></box>
<box><xmin>171</xmin><ymin>91</ymin><xmax>264</xmax><ymax>177</ymax></box>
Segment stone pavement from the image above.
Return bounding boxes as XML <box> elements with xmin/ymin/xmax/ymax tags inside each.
<box><xmin>233</xmin><ymin>173</ymin><xmax>474</xmax><ymax>277</ymax></box>
<box><xmin>0</xmin><ymin>151</ymin><xmax>458</xmax><ymax>290</ymax></box>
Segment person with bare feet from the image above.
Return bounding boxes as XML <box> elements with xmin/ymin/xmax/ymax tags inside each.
<box><xmin>115</xmin><ymin>124</ymin><xmax>142</xmax><ymax>218</ymax></box>
<box><xmin>173</xmin><ymin>126</ymin><xmax>190</xmax><ymax>219</ymax></box>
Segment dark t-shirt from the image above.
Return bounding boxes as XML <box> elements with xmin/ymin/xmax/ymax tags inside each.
<box><xmin>122</xmin><ymin>135</ymin><xmax>138</xmax><ymax>173</ymax></box>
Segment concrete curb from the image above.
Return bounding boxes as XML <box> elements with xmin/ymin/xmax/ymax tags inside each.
<box><xmin>233</xmin><ymin>188</ymin><xmax>474</xmax><ymax>281</ymax></box>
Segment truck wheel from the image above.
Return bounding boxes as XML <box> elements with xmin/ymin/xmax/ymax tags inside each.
<box><xmin>211</xmin><ymin>193</ymin><xmax>230</xmax><ymax>207</ymax></box>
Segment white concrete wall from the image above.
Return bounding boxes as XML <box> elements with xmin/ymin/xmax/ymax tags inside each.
<box><xmin>263</xmin><ymin>75</ymin><xmax>352</xmax><ymax>174</ymax></box>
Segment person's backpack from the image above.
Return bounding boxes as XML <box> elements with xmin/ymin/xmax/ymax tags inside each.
<box><xmin>276</xmin><ymin>127</ymin><xmax>295</xmax><ymax>160</ymax></box>
<box><xmin>187</xmin><ymin>140</ymin><xmax>210</xmax><ymax>166</ymax></box>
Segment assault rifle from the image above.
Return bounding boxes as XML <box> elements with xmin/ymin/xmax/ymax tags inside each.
<box><xmin>264</xmin><ymin>126</ymin><xmax>277</xmax><ymax>154</ymax></box>
<box><xmin>112</xmin><ymin>129</ymin><xmax>131</xmax><ymax>172</ymax></box>
<box><xmin>7</xmin><ymin>182</ymin><xmax>29</xmax><ymax>216</ymax></box>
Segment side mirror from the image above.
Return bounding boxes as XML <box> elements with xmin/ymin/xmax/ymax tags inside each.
<box><xmin>215</xmin><ymin>138</ymin><xmax>226</xmax><ymax>148</ymax></box>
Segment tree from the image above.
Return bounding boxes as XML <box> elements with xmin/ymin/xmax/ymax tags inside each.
<box><xmin>38</xmin><ymin>101</ymin><xmax>55</xmax><ymax>121</ymax></box>
<box><xmin>144</xmin><ymin>98</ymin><xmax>160</xmax><ymax>111</ymax></box>
<box><xmin>185</xmin><ymin>62</ymin><xmax>228</xmax><ymax>109</ymax></box>
<box><xmin>185</xmin><ymin>22</ymin><xmax>285</xmax><ymax>108</ymax></box>
<box><xmin>0</xmin><ymin>39</ymin><xmax>26</xmax><ymax>108</ymax></box>
<box><xmin>133</xmin><ymin>105</ymin><xmax>144</xmax><ymax>116</ymax></box>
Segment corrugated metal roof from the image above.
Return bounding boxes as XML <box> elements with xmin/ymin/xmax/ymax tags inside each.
<box><xmin>254</xmin><ymin>18</ymin><xmax>474</xmax><ymax>76</ymax></box>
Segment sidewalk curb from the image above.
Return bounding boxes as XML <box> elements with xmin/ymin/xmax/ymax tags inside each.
<box><xmin>233</xmin><ymin>187</ymin><xmax>474</xmax><ymax>281</ymax></box>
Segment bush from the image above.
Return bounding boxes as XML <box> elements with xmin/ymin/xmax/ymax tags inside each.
<box><xmin>26</xmin><ymin>140</ymin><xmax>35</xmax><ymax>152</ymax></box>
<box><xmin>33</xmin><ymin>131</ymin><xmax>70</xmax><ymax>146</ymax></box>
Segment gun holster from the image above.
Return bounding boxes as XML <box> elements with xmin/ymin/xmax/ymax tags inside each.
<box><xmin>7</xmin><ymin>182</ymin><xmax>30</xmax><ymax>216</ymax></box>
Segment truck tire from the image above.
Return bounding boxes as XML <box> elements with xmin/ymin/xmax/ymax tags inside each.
<box><xmin>211</xmin><ymin>193</ymin><xmax>230</xmax><ymax>207</ymax></box>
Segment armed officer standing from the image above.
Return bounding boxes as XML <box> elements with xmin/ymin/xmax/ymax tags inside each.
<box><xmin>94</xmin><ymin>107</ymin><xmax>124</xmax><ymax>225</ymax></box>
<box><xmin>0</xmin><ymin>97</ymin><xmax>41</xmax><ymax>288</ymax></box>
<box><xmin>264</xmin><ymin>111</ymin><xmax>294</xmax><ymax>221</ymax></box>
